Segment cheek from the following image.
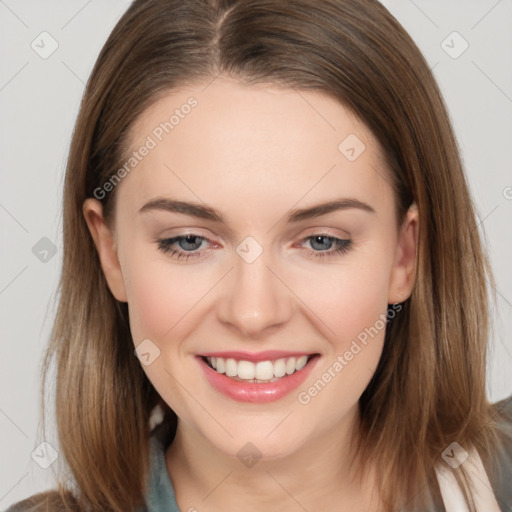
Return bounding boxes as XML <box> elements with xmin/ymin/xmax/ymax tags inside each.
<box><xmin>122</xmin><ymin>253</ymin><xmax>212</xmax><ymax>344</ymax></box>
<box><xmin>292</xmin><ymin>252</ymin><xmax>392</xmax><ymax>409</ymax></box>
<box><xmin>296</xmin><ymin>253</ymin><xmax>392</xmax><ymax>347</ymax></box>
<box><xmin>337</xmin><ymin>272</ymin><xmax>389</xmax><ymax>345</ymax></box>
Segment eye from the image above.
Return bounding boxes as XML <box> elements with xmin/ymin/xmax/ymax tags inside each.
<box><xmin>300</xmin><ymin>234</ymin><xmax>352</xmax><ymax>258</ymax></box>
<box><xmin>155</xmin><ymin>233</ymin><xmax>352</xmax><ymax>261</ymax></box>
<box><xmin>157</xmin><ymin>234</ymin><xmax>210</xmax><ymax>261</ymax></box>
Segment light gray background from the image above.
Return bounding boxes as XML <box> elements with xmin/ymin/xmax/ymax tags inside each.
<box><xmin>1</xmin><ymin>0</ymin><xmax>511</xmax><ymax>508</ymax></box>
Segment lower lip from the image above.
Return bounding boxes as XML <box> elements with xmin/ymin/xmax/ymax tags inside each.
<box><xmin>196</xmin><ymin>355</ymin><xmax>319</xmax><ymax>403</ymax></box>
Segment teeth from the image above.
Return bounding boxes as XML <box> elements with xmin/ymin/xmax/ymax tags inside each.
<box><xmin>296</xmin><ymin>355</ymin><xmax>308</xmax><ymax>370</ymax></box>
<box><xmin>238</xmin><ymin>360</ymin><xmax>255</xmax><ymax>380</ymax></box>
<box><xmin>225</xmin><ymin>358</ymin><xmax>237</xmax><ymax>377</ymax></box>
<box><xmin>255</xmin><ymin>361</ymin><xmax>274</xmax><ymax>380</ymax></box>
<box><xmin>206</xmin><ymin>355</ymin><xmax>311</xmax><ymax>381</ymax></box>
<box><xmin>216</xmin><ymin>357</ymin><xmax>225</xmax><ymax>374</ymax></box>
<box><xmin>273</xmin><ymin>358</ymin><xmax>286</xmax><ymax>378</ymax></box>
<box><xmin>286</xmin><ymin>357</ymin><xmax>296</xmax><ymax>374</ymax></box>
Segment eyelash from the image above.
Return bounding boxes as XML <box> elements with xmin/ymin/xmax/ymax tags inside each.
<box><xmin>156</xmin><ymin>234</ymin><xmax>352</xmax><ymax>261</ymax></box>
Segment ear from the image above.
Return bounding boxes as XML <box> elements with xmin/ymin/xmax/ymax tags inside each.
<box><xmin>388</xmin><ymin>203</ymin><xmax>419</xmax><ymax>304</ymax></box>
<box><xmin>83</xmin><ymin>198</ymin><xmax>128</xmax><ymax>302</ymax></box>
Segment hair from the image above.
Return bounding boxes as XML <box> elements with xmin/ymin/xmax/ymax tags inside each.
<box><xmin>17</xmin><ymin>0</ymin><xmax>511</xmax><ymax>511</ymax></box>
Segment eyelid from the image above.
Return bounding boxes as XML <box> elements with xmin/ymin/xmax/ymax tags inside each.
<box><xmin>153</xmin><ymin>222</ymin><xmax>351</xmax><ymax>245</ymax></box>
<box><xmin>298</xmin><ymin>226</ymin><xmax>352</xmax><ymax>238</ymax></box>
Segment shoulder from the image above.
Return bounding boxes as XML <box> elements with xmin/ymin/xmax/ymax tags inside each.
<box><xmin>5</xmin><ymin>423</ymin><xmax>173</xmax><ymax>512</ymax></box>
<box><xmin>3</xmin><ymin>490</ymin><xmax>79</xmax><ymax>512</ymax></box>
<box><xmin>494</xmin><ymin>394</ymin><xmax>512</xmax><ymax>420</ymax></box>
<box><xmin>487</xmin><ymin>394</ymin><xmax>512</xmax><ymax>510</ymax></box>
<box><xmin>492</xmin><ymin>394</ymin><xmax>512</xmax><ymax>446</ymax></box>
<box><xmin>491</xmin><ymin>393</ymin><xmax>512</xmax><ymax>456</ymax></box>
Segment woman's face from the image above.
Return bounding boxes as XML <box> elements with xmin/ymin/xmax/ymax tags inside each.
<box><xmin>84</xmin><ymin>75</ymin><xmax>418</xmax><ymax>461</ymax></box>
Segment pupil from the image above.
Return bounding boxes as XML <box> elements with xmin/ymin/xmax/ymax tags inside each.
<box><xmin>181</xmin><ymin>235</ymin><xmax>201</xmax><ymax>250</ymax></box>
<box><xmin>312</xmin><ymin>235</ymin><xmax>332</xmax><ymax>250</ymax></box>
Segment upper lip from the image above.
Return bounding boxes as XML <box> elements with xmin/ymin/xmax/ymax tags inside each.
<box><xmin>198</xmin><ymin>350</ymin><xmax>316</xmax><ymax>363</ymax></box>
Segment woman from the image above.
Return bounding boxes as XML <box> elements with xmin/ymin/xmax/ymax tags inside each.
<box><xmin>6</xmin><ymin>0</ymin><xmax>512</xmax><ymax>511</ymax></box>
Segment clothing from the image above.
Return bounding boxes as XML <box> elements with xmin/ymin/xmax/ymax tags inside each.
<box><xmin>141</xmin><ymin>395</ymin><xmax>512</xmax><ymax>512</ymax></box>
<box><xmin>143</xmin><ymin>420</ymin><xmax>180</xmax><ymax>512</ymax></box>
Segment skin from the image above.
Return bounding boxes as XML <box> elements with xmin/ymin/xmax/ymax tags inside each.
<box><xmin>83</xmin><ymin>75</ymin><xmax>419</xmax><ymax>511</ymax></box>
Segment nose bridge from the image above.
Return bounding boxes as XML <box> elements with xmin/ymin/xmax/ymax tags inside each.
<box><xmin>217</xmin><ymin>238</ymin><xmax>293</xmax><ymax>337</ymax></box>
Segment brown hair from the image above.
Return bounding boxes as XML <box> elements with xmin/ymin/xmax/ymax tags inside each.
<box><xmin>20</xmin><ymin>0</ymin><xmax>511</xmax><ymax>510</ymax></box>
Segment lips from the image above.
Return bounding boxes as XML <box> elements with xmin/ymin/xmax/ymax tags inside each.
<box><xmin>199</xmin><ymin>350</ymin><xmax>312</xmax><ymax>363</ymax></box>
<box><xmin>196</xmin><ymin>352</ymin><xmax>320</xmax><ymax>403</ymax></box>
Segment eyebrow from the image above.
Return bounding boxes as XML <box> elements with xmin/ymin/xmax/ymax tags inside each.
<box><xmin>138</xmin><ymin>197</ymin><xmax>376</xmax><ymax>223</ymax></box>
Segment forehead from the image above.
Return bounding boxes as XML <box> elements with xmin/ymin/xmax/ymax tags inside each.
<box><xmin>119</xmin><ymin>76</ymin><xmax>392</xmax><ymax>219</ymax></box>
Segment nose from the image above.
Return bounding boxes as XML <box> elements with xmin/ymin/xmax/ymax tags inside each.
<box><xmin>216</xmin><ymin>246</ymin><xmax>294</xmax><ymax>339</ymax></box>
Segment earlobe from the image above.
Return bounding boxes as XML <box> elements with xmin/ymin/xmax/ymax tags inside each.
<box><xmin>387</xmin><ymin>203</ymin><xmax>419</xmax><ymax>304</ymax></box>
<box><xmin>82</xmin><ymin>198</ymin><xmax>128</xmax><ymax>303</ymax></box>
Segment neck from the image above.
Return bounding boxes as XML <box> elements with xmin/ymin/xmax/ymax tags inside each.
<box><xmin>165</xmin><ymin>406</ymin><xmax>382</xmax><ymax>511</ymax></box>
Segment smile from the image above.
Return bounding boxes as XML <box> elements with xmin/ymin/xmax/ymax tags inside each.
<box><xmin>203</xmin><ymin>355</ymin><xmax>310</xmax><ymax>382</ymax></box>
<box><xmin>197</xmin><ymin>351</ymin><xmax>320</xmax><ymax>403</ymax></box>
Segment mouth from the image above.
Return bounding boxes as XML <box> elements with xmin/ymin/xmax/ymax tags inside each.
<box><xmin>201</xmin><ymin>354</ymin><xmax>315</xmax><ymax>383</ymax></box>
<box><xmin>196</xmin><ymin>352</ymin><xmax>320</xmax><ymax>403</ymax></box>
